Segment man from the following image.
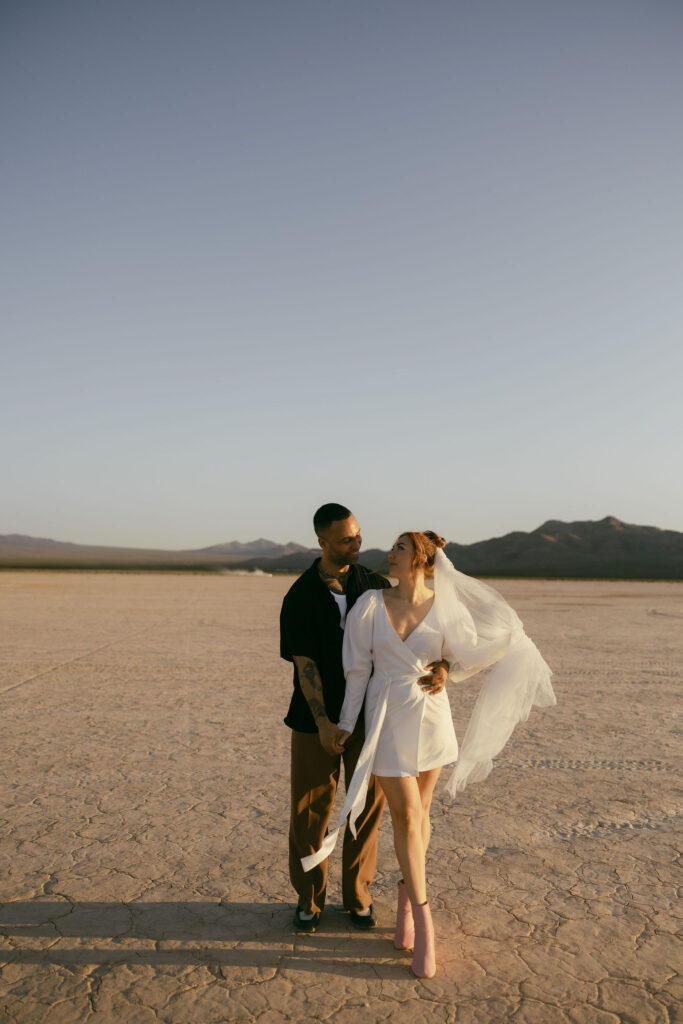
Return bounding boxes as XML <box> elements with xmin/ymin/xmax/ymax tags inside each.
<box><xmin>280</xmin><ymin>503</ymin><xmax>390</xmax><ymax>932</ymax></box>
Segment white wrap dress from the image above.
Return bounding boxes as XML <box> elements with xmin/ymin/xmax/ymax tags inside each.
<box><xmin>338</xmin><ymin>589</ymin><xmax>459</xmax><ymax>776</ymax></box>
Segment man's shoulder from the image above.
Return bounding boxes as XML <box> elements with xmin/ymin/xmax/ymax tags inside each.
<box><xmin>282</xmin><ymin>560</ymin><xmax>320</xmax><ymax>603</ymax></box>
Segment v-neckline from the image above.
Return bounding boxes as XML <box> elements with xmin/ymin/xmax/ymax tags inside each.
<box><xmin>381</xmin><ymin>590</ymin><xmax>435</xmax><ymax>644</ymax></box>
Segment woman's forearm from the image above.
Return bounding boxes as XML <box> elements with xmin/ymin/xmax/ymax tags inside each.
<box><xmin>338</xmin><ymin>669</ymin><xmax>369</xmax><ymax>733</ymax></box>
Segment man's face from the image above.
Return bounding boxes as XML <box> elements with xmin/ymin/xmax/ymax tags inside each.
<box><xmin>319</xmin><ymin>515</ymin><xmax>362</xmax><ymax>569</ymax></box>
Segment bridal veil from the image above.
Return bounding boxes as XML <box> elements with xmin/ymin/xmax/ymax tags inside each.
<box><xmin>433</xmin><ymin>548</ymin><xmax>556</xmax><ymax>796</ymax></box>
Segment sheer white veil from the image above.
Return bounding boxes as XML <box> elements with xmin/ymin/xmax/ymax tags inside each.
<box><xmin>433</xmin><ymin>548</ymin><xmax>556</xmax><ymax>797</ymax></box>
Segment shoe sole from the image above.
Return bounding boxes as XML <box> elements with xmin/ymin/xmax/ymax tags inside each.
<box><xmin>293</xmin><ymin>913</ymin><xmax>319</xmax><ymax>933</ymax></box>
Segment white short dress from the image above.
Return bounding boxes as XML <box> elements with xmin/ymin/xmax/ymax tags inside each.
<box><xmin>338</xmin><ymin>589</ymin><xmax>460</xmax><ymax>777</ymax></box>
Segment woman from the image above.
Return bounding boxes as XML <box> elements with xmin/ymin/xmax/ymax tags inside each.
<box><xmin>301</xmin><ymin>531</ymin><xmax>555</xmax><ymax>979</ymax></box>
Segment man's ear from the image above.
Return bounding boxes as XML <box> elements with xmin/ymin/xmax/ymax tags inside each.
<box><xmin>317</xmin><ymin>536</ymin><xmax>325</xmax><ymax>551</ymax></box>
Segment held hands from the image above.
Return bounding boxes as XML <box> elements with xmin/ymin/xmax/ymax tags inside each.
<box><xmin>335</xmin><ymin>729</ymin><xmax>351</xmax><ymax>753</ymax></box>
<box><xmin>318</xmin><ymin>719</ymin><xmax>351</xmax><ymax>756</ymax></box>
<box><xmin>419</xmin><ymin>660</ymin><xmax>448</xmax><ymax>696</ymax></box>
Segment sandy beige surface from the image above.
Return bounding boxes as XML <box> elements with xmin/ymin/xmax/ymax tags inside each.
<box><xmin>0</xmin><ymin>571</ymin><xmax>680</xmax><ymax>1024</ymax></box>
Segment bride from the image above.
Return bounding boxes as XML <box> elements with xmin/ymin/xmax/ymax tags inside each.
<box><xmin>300</xmin><ymin>530</ymin><xmax>556</xmax><ymax>979</ymax></box>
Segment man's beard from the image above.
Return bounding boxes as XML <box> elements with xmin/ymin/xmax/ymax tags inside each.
<box><xmin>331</xmin><ymin>550</ymin><xmax>359</xmax><ymax>569</ymax></box>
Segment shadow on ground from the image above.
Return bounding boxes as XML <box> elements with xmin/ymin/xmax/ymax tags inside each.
<box><xmin>1</xmin><ymin>900</ymin><xmax>403</xmax><ymax>975</ymax></box>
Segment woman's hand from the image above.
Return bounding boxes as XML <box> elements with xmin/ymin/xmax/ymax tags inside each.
<box><xmin>318</xmin><ymin>720</ymin><xmax>350</xmax><ymax>756</ymax></box>
<box><xmin>328</xmin><ymin>726</ymin><xmax>351</xmax><ymax>754</ymax></box>
<box><xmin>419</xmin><ymin>660</ymin><xmax>448</xmax><ymax>695</ymax></box>
<box><xmin>336</xmin><ymin>729</ymin><xmax>351</xmax><ymax>751</ymax></box>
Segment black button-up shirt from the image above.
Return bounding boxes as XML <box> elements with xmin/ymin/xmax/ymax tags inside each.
<box><xmin>280</xmin><ymin>558</ymin><xmax>391</xmax><ymax>732</ymax></box>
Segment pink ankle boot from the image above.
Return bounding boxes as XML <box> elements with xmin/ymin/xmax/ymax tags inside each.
<box><xmin>411</xmin><ymin>901</ymin><xmax>436</xmax><ymax>978</ymax></box>
<box><xmin>394</xmin><ymin>880</ymin><xmax>414</xmax><ymax>950</ymax></box>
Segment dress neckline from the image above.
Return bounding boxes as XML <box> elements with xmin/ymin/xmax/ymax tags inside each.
<box><xmin>380</xmin><ymin>590</ymin><xmax>436</xmax><ymax>644</ymax></box>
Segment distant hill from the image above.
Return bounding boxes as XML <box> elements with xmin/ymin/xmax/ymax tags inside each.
<box><xmin>1</xmin><ymin>518</ymin><xmax>681</xmax><ymax>577</ymax></box>
<box><xmin>0</xmin><ymin>533</ymin><xmax>81</xmax><ymax>548</ymax></box>
<box><xmin>440</xmin><ymin>517</ymin><xmax>683</xmax><ymax>579</ymax></box>
<box><xmin>0</xmin><ymin>534</ymin><xmax>318</xmax><ymax>571</ymax></box>
<box><xmin>194</xmin><ymin>539</ymin><xmax>308</xmax><ymax>558</ymax></box>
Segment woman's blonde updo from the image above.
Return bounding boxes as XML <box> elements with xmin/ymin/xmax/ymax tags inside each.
<box><xmin>400</xmin><ymin>530</ymin><xmax>446</xmax><ymax>578</ymax></box>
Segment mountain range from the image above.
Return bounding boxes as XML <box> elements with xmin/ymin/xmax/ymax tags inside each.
<box><xmin>193</xmin><ymin>538</ymin><xmax>308</xmax><ymax>557</ymax></box>
<box><xmin>1</xmin><ymin>517</ymin><xmax>681</xmax><ymax>578</ymax></box>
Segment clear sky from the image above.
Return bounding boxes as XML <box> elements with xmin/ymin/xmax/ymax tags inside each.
<box><xmin>2</xmin><ymin>0</ymin><xmax>682</xmax><ymax>551</ymax></box>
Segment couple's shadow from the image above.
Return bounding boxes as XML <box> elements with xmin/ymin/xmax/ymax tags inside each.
<box><xmin>1</xmin><ymin>900</ymin><xmax>402</xmax><ymax>977</ymax></box>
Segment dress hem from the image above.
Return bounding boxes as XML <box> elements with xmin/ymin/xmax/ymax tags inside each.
<box><xmin>373</xmin><ymin>756</ymin><xmax>458</xmax><ymax>778</ymax></box>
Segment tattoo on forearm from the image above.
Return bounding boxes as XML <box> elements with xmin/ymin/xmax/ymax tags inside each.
<box><xmin>294</xmin><ymin>656</ymin><xmax>328</xmax><ymax>724</ymax></box>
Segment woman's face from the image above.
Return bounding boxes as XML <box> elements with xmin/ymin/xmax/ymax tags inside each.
<box><xmin>387</xmin><ymin>534</ymin><xmax>417</xmax><ymax>577</ymax></box>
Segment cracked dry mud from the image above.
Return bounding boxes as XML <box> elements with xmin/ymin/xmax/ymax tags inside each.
<box><xmin>1</xmin><ymin>573</ymin><xmax>681</xmax><ymax>1023</ymax></box>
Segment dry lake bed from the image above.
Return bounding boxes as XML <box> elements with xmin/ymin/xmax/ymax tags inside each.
<box><xmin>1</xmin><ymin>571</ymin><xmax>681</xmax><ymax>1023</ymax></box>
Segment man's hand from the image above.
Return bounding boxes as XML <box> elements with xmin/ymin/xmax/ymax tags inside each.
<box><xmin>419</xmin><ymin>660</ymin><xmax>449</xmax><ymax>695</ymax></box>
<box><xmin>318</xmin><ymin>719</ymin><xmax>347</xmax><ymax>756</ymax></box>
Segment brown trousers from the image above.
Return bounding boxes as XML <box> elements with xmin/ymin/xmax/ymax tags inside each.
<box><xmin>289</xmin><ymin>727</ymin><xmax>385</xmax><ymax>914</ymax></box>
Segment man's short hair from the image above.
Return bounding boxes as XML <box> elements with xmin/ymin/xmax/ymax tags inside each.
<box><xmin>313</xmin><ymin>503</ymin><xmax>352</xmax><ymax>537</ymax></box>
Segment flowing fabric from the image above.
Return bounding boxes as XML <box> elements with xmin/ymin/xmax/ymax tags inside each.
<box><xmin>432</xmin><ymin>549</ymin><xmax>556</xmax><ymax>795</ymax></box>
<box><xmin>300</xmin><ymin>549</ymin><xmax>556</xmax><ymax>873</ymax></box>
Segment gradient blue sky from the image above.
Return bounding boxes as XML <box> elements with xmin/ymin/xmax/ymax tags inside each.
<box><xmin>3</xmin><ymin>0</ymin><xmax>682</xmax><ymax>550</ymax></box>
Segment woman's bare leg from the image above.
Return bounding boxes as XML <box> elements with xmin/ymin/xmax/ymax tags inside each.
<box><xmin>377</xmin><ymin>775</ymin><xmax>427</xmax><ymax>905</ymax></box>
<box><xmin>416</xmin><ymin>767</ymin><xmax>442</xmax><ymax>854</ymax></box>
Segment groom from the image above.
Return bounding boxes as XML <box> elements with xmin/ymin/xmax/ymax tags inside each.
<box><xmin>280</xmin><ymin>503</ymin><xmax>390</xmax><ymax>932</ymax></box>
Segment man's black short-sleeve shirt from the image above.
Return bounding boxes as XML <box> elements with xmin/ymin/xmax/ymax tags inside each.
<box><xmin>280</xmin><ymin>559</ymin><xmax>391</xmax><ymax>732</ymax></box>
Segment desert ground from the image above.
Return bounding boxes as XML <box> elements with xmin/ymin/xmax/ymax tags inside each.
<box><xmin>0</xmin><ymin>571</ymin><xmax>680</xmax><ymax>1023</ymax></box>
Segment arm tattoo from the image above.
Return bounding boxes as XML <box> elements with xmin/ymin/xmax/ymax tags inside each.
<box><xmin>293</xmin><ymin>656</ymin><xmax>328</xmax><ymax>724</ymax></box>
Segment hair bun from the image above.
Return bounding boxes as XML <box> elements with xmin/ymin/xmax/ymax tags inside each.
<box><xmin>423</xmin><ymin>530</ymin><xmax>446</xmax><ymax>549</ymax></box>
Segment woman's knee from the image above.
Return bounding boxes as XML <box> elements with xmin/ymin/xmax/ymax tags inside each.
<box><xmin>419</xmin><ymin>794</ymin><xmax>434</xmax><ymax>819</ymax></box>
<box><xmin>389</xmin><ymin>801</ymin><xmax>424</xmax><ymax>837</ymax></box>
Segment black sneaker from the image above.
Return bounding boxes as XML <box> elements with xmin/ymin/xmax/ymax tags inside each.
<box><xmin>293</xmin><ymin>906</ymin><xmax>320</xmax><ymax>933</ymax></box>
<box><xmin>349</xmin><ymin>904</ymin><xmax>376</xmax><ymax>929</ymax></box>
